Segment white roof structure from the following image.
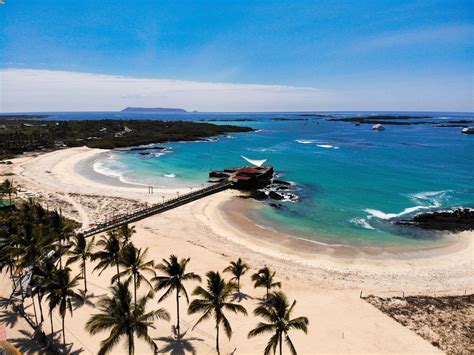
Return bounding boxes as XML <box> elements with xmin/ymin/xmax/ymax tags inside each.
<box><xmin>241</xmin><ymin>155</ymin><xmax>267</xmax><ymax>167</ymax></box>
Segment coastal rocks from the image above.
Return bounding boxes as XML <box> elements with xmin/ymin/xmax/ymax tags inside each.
<box><xmin>128</xmin><ymin>146</ymin><xmax>168</xmax><ymax>152</ymax></box>
<box><xmin>269</xmin><ymin>202</ymin><xmax>283</xmax><ymax>209</ymax></box>
<box><xmin>250</xmin><ymin>190</ymin><xmax>268</xmax><ymax>201</ymax></box>
<box><xmin>247</xmin><ymin>178</ymin><xmax>299</xmax><ymax>204</ymax></box>
<box><xmin>395</xmin><ymin>208</ymin><xmax>474</xmax><ymax>232</ymax></box>
<box><xmin>269</xmin><ymin>191</ymin><xmax>285</xmax><ymax>200</ymax></box>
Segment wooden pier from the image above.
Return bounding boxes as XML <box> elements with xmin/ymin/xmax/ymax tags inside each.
<box><xmin>81</xmin><ymin>181</ymin><xmax>232</xmax><ymax>238</ymax></box>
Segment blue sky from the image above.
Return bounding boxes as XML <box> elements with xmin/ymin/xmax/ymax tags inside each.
<box><xmin>0</xmin><ymin>0</ymin><xmax>472</xmax><ymax>112</ymax></box>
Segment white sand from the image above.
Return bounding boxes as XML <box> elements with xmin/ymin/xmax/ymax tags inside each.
<box><xmin>1</xmin><ymin>147</ymin><xmax>472</xmax><ymax>354</ymax></box>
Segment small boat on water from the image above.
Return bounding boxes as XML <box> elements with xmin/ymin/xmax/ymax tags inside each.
<box><xmin>461</xmin><ymin>127</ymin><xmax>474</xmax><ymax>134</ymax></box>
<box><xmin>372</xmin><ymin>124</ymin><xmax>385</xmax><ymax>131</ymax></box>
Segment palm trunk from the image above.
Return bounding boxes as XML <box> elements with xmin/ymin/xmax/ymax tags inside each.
<box><xmin>116</xmin><ymin>263</ymin><xmax>121</xmax><ymax>283</ymax></box>
<box><xmin>133</xmin><ymin>274</ymin><xmax>137</xmax><ymax>306</ymax></box>
<box><xmin>18</xmin><ymin>272</ymin><xmax>25</xmax><ymax>304</ymax></box>
<box><xmin>237</xmin><ymin>277</ymin><xmax>240</xmax><ymax>293</ymax></box>
<box><xmin>83</xmin><ymin>259</ymin><xmax>88</xmax><ymax>293</ymax></box>
<box><xmin>216</xmin><ymin>324</ymin><xmax>220</xmax><ymax>355</ymax></box>
<box><xmin>176</xmin><ymin>289</ymin><xmax>180</xmax><ymax>337</ymax></box>
<box><xmin>37</xmin><ymin>293</ymin><xmax>44</xmax><ymax>322</ymax></box>
<box><xmin>50</xmin><ymin>311</ymin><xmax>54</xmax><ymax>336</ymax></box>
<box><xmin>128</xmin><ymin>330</ymin><xmax>135</xmax><ymax>355</ymax></box>
<box><xmin>279</xmin><ymin>333</ymin><xmax>282</xmax><ymax>355</ymax></box>
<box><xmin>62</xmin><ymin>314</ymin><xmax>66</xmax><ymax>346</ymax></box>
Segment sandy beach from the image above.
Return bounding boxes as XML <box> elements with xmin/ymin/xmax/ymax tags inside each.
<box><xmin>1</xmin><ymin>147</ymin><xmax>472</xmax><ymax>354</ymax></box>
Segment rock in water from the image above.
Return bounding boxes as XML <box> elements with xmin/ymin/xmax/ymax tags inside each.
<box><xmin>269</xmin><ymin>191</ymin><xmax>285</xmax><ymax>200</ymax></box>
<box><xmin>395</xmin><ymin>208</ymin><xmax>474</xmax><ymax>231</ymax></box>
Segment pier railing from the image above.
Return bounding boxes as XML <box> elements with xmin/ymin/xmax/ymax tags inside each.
<box><xmin>81</xmin><ymin>181</ymin><xmax>232</xmax><ymax>238</ymax></box>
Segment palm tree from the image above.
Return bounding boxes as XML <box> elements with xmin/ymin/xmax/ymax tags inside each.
<box><xmin>11</xmin><ymin>221</ymin><xmax>54</xmax><ymax>323</ymax></box>
<box><xmin>248</xmin><ymin>291</ymin><xmax>309</xmax><ymax>355</ymax></box>
<box><xmin>1</xmin><ymin>179</ymin><xmax>17</xmax><ymax>204</ymax></box>
<box><xmin>112</xmin><ymin>243</ymin><xmax>155</xmax><ymax>306</ymax></box>
<box><xmin>33</xmin><ymin>257</ymin><xmax>57</xmax><ymax>330</ymax></box>
<box><xmin>93</xmin><ymin>231</ymin><xmax>122</xmax><ymax>281</ymax></box>
<box><xmin>67</xmin><ymin>234</ymin><xmax>95</xmax><ymax>293</ymax></box>
<box><xmin>86</xmin><ymin>280</ymin><xmax>170</xmax><ymax>355</ymax></box>
<box><xmin>47</xmin><ymin>266</ymin><xmax>82</xmax><ymax>346</ymax></box>
<box><xmin>188</xmin><ymin>271</ymin><xmax>247</xmax><ymax>354</ymax></box>
<box><xmin>118</xmin><ymin>224</ymin><xmax>135</xmax><ymax>245</ymax></box>
<box><xmin>37</xmin><ymin>257</ymin><xmax>59</xmax><ymax>336</ymax></box>
<box><xmin>49</xmin><ymin>209</ymin><xmax>74</xmax><ymax>268</ymax></box>
<box><xmin>153</xmin><ymin>255</ymin><xmax>201</xmax><ymax>337</ymax></box>
<box><xmin>223</xmin><ymin>258</ymin><xmax>249</xmax><ymax>293</ymax></box>
<box><xmin>252</xmin><ymin>267</ymin><xmax>281</xmax><ymax>299</ymax></box>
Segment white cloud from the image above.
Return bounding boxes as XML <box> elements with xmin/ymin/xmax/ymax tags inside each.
<box><xmin>0</xmin><ymin>69</ymin><xmax>331</xmax><ymax>112</ymax></box>
<box><xmin>0</xmin><ymin>69</ymin><xmax>472</xmax><ymax>112</ymax></box>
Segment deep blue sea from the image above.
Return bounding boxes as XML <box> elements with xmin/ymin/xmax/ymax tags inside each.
<box><xmin>21</xmin><ymin>111</ymin><xmax>474</xmax><ymax>246</ymax></box>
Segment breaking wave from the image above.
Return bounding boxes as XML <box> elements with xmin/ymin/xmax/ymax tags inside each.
<box><xmin>350</xmin><ymin>218</ymin><xmax>375</xmax><ymax>230</ymax></box>
<box><xmin>364</xmin><ymin>190</ymin><xmax>450</xmax><ymax>220</ymax></box>
<box><xmin>295</xmin><ymin>139</ymin><xmax>339</xmax><ymax>149</ymax></box>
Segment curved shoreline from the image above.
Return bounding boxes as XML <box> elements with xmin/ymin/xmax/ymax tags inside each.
<box><xmin>77</xmin><ymin>147</ymin><xmax>472</xmax><ymax>260</ymax></box>
<box><xmin>4</xmin><ymin>147</ymin><xmax>473</xmax><ymax>293</ymax></box>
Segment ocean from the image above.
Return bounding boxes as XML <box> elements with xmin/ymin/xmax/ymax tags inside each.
<box><xmin>26</xmin><ymin>111</ymin><xmax>474</xmax><ymax>247</ymax></box>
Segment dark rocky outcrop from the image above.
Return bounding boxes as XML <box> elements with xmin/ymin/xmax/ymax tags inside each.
<box><xmin>269</xmin><ymin>191</ymin><xmax>285</xmax><ymax>200</ymax></box>
<box><xmin>395</xmin><ymin>208</ymin><xmax>474</xmax><ymax>231</ymax></box>
<box><xmin>127</xmin><ymin>146</ymin><xmax>167</xmax><ymax>151</ymax></box>
<box><xmin>250</xmin><ymin>190</ymin><xmax>268</xmax><ymax>201</ymax></box>
<box><xmin>269</xmin><ymin>203</ymin><xmax>283</xmax><ymax>209</ymax></box>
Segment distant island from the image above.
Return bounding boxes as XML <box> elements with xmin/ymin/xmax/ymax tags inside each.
<box><xmin>121</xmin><ymin>107</ymin><xmax>187</xmax><ymax>113</ymax></box>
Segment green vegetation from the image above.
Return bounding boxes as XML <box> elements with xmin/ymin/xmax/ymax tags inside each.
<box><xmin>188</xmin><ymin>271</ymin><xmax>248</xmax><ymax>354</ymax></box>
<box><xmin>252</xmin><ymin>266</ymin><xmax>282</xmax><ymax>299</ymax></box>
<box><xmin>248</xmin><ymin>291</ymin><xmax>309</xmax><ymax>355</ymax></box>
<box><xmin>153</xmin><ymin>255</ymin><xmax>201</xmax><ymax>337</ymax></box>
<box><xmin>0</xmin><ymin>179</ymin><xmax>17</xmax><ymax>204</ymax></box>
<box><xmin>224</xmin><ymin>257</ymin><xmax>249</xmax><ymax>293</ymax></box>
<box><xmin>0</xmin><ymin>193</ymin><xmax>308</xmax><ymax>354</ymax></box>
<box><xmin>0</xmin><ymin>118</ymin><xmax>253</xmax><ymax>159</ymax></box>
<box><xmin>85</xmin><ymin>280</ymin><xmax>170</xmax><ymax>355</ymax></box>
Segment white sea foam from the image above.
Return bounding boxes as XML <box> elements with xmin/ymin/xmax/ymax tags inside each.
<box><xmin>93</xmin><ymin>156</ymin><xmax>128</xmax><ymax>179</ymax></box>
<box><xmin>92</xmin><ymin>156</ymin><xmax>150</xmax><ymax>186</ymax></box>
<box><xmin>316</xmin><ymin>144</ymin><xmax>339</xmax><ymax>149</ymax></box>
<box><xmin>295</xmin><ymin>139</ymin><xmax>317</xmax><ymax>144</ymax></box>
<box><xmin>364</xmin><ymin>190</ymin><xmax>450</xmax><ymax>220</ymax></box>
<box><xmin>295</xmin><ymin>139</ymin><xmax>339</xmax><ymax>149</ymax></box>
<box><xmin>350</xmin><ymin>218</ymin><xmax>375</xmax><ymax>230</ymax></box>
<box><xmin>164</xmin><ymin>173</ymin><xmax>176</xmax><ymax>178</ymax></box>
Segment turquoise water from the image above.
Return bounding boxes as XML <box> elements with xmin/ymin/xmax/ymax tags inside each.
<box><xmin>89</xmin><ymin>112</ymin><xmax>474</xmax><ymax>247</ymax></box>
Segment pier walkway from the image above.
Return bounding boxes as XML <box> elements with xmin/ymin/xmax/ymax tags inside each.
<box><xmin>81</xmin><ymin>181</ymin><xmax>232</xmax><ymax>238</ymax></box>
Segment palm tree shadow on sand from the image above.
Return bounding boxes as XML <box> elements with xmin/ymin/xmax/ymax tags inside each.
<box><xmin>156</xmin><ymin>326</ymin><xmax>204</xmax><ymax>355</ymax></box>
<box><xmin>9</xmin><ymin>329</ymin><xmax>84</xmax><ymax>354</ymax></box>
<box><xmin>230</xmin><ymin>291</ymin><xmax>252</xmax><ymax>303</ymax></box>
<box><xmin>0</xmin><ymin>297</ymin><xmax>30</xmax><ymax>328</ymax></box>
<box><xmin>0</xmin><ymin>296</ymin><xmax>15</xmax><ymax>309</ymax></box>
<box><xmin>71</xmin><ymin>290</ymin><xmax>104</xmax><ymax>310</ymax></box>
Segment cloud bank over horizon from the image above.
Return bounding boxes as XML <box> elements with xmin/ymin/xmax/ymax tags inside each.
<box><xmin>1</xmin><ymin>69</ymin><xmax>472</xmax><ymax>113</ymax></box>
